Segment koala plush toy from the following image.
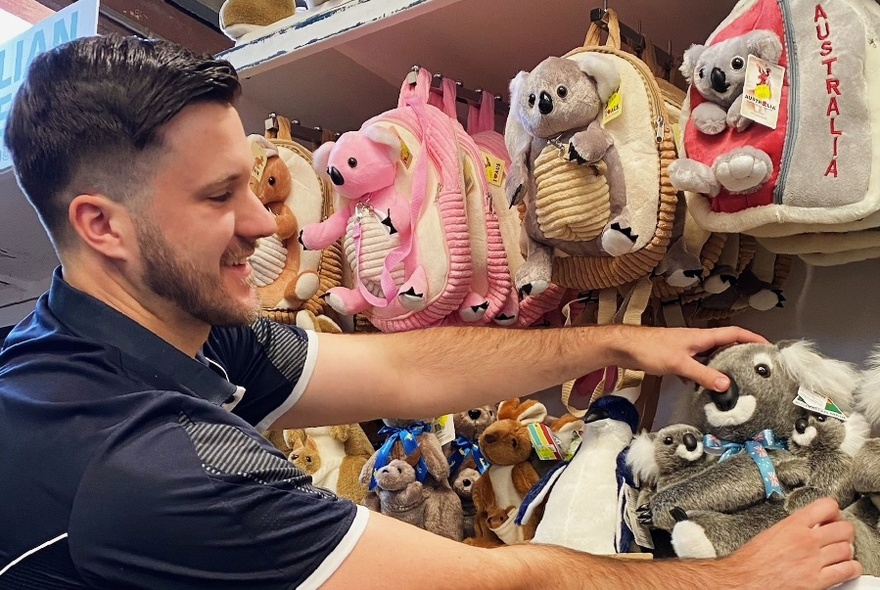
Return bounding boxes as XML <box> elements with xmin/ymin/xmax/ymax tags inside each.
<box><xmin>646</xmin><ymin>341</ymin><xmax>861</xmax><ymax>558</ymax></box>
<box><xmin>504</xmin><ymin>55</ymin><xmax>633</xmax><ymax>298</ymax></box>
<box><xmin>670</xmin><ymin>30</ymin><xmax>783</xmax><ymax>197</ymax></box>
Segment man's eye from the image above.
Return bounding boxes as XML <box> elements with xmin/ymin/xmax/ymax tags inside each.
<box><xmin>209</xmin><ymin>192</ymin><xmax>232</xmax><ymax>203</ymax></box>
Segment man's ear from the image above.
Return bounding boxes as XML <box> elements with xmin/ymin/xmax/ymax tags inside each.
<box><xmin>68</xmin><ymin>193</ymin><xmax>136</xmax><ymax>261</ymax></box>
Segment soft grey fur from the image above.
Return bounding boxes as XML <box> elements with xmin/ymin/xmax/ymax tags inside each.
<box><xmin>504</xmin><ymin>55</ymin><xmax>632</xmax><ymax>296</ymax></box>
<box><xmin>650</xmin><ymin>341</ymin><xmax>859</xmax><ymax>531</ymax></box>
<box><xmin>844</xmin><ymin>438</ymin><xmax>880</xmax><ymax>576</ymax></box>
<box><xmin>673</xmin><ymin>410</ymin><xmax>861</xmax><ymax>557</ymax></box>
<box><xmin>628</xmin><ymin>424</ymin><xmax>715</xmax><ymax>511</ymax></box>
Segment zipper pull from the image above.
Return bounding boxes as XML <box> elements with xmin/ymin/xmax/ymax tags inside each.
<box><xmin>655</xmin><ymin>116</ymin><xmax>665</xmax><ymax>144</ymax></box>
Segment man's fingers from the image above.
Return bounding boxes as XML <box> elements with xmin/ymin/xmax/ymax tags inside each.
<box><xmin>820</xmin><ymin>540</ymin><xmax>855</xmax><ymax>566</ymax></box>
<box><xmin>789</xmin><ymin>497</ymin><xmax>842</xmax><ymax>528</ymax></box>
<box><xmin>818</xmin><ymin>558</ymin><xmax>863</xmax><ymax>589</ymax></box>
<box><xmin>814</xmin><ymin>519</ymin><xmax>855</xmax><ymax>548</ymax></box>
<box><xmin>683</xmin><ymin>359</ymin><xmax>730</xmax><ymax>393</ymax></box>
<box><xmin>705</xmin><ymin>326</ymin><xmax>768</xmax><ymax>347</ymax></box>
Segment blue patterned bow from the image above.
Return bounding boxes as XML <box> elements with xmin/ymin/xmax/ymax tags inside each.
<box><xmin>448</xmin><ymin>436</ymin><xmax>490</xmax><ymax>475</ymax></box>
<box><xmin>704</xmin><ymin>429</ymin><xmax>788</xmax><ymax>499</ymax></box>
<box><xmin>369</xmin><ymin>422</ymin><xmax>430</xmax><ymax>491</ymax></box>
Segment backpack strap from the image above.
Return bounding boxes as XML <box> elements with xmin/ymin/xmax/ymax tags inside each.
<box><xmin>376</xmin><ymin>100</ymin><xmax>432</xmax><ymax>306</ymax></box>
<box><xmin>467</xmin><ymin>90</ymin><xmax>497</xmax><ymax>135</ymax></box>
<box><xmin>584</xmin><ymin>7</ymin><xmax>621</xmax><ymax>49</ymax></box>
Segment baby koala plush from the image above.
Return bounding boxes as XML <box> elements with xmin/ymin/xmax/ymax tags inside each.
<box><xmin>300</xmin><ymin>126</ymin><xmax>428</xmax><ymax>316</ymax></box>
<box><xmin>627</xmin><ymin>423</ymin><xmax>714</xmax><ymax>517</ymax></box>
<box><xmin>504</xmin><ymin>55</ymin><xmax>633</xmax><ymax>298</ymax></box>
<box><xmin>670</xmin><ymin>30</ymin><xmax>783</xmax><ymax>197</ymax></box>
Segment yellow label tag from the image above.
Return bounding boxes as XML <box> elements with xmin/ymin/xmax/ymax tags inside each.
<box><xmin>390</xmin><ymin>126</ymin><xmax>412</xmax><ymax>169</ymax></box>
<box><xmin>433</xmin><ymin>414</ymin><xmax>456</xmax><ymax>446</ymax></box>
<box><xmin>483</xmin><ymin>152</ymin><xmax>505</xmax><ymax>187</ymax></box>
<box><xmin>754</xmin><ymin>84</ymin><xmax>772</xmax><ymax>101</ymax></box>
<box><xmin>250</xmin><ymin>141</ymin><xmax>268</xmax><ymax>182</ymax></box>
<box><xmin>603</xmin><ymin>90</ymin><xmax>623</xmax><ymax>124</ymax></box>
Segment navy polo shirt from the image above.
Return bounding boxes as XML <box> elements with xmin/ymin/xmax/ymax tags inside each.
<box><xmin>0</xmin><ymin>270</ymin><xmax>367</xmax><ymax>589</ymax></box>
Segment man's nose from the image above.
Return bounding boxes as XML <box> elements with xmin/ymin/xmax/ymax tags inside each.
<box><xmin>242</xmin><ymin>188</ymin><xmax>277</xmax><ymax>240</ymax></box>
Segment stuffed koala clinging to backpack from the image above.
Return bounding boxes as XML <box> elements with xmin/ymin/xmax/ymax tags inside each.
<box><xmin>670</xmin><ymin>30</ymin><xmax>783</xmax><ymax>197</ymax></box>
<box><xmin>504</xmin><ymin>55</ymin><xmax>634</xmax><ymax>298</ymax></box>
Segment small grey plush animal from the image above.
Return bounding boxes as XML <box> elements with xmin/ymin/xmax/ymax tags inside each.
<box><xmin>453</xmin><ymin>467</ymin><xmax>480</xmax><ymax>540</ymax></box>
<box><xmin>669</xmin><ymin>30</ymin><xmax>783</xmax><ymax>197</ymax></box>
<box><xmin>650</xmin><ymin>341</ymin><xmax>859</xmax><ymax>532</ymax></box>
<box><xmin>845</xmin><ymin>438</ymin><xmax>880</xmax><ymax>576</ymax></box>
<box><xmin>626</xmin><ymin>423</ymin><xmax>715</xmax><ymax>513</ymax></box>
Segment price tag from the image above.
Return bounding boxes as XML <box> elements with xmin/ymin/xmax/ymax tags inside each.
<box><xmin>433</xmin><ymin>414</ymin><xmax>456</xmax><ymax>445</ymax></box>
<box><xmin>741</xmin><ymin>54</ymin><xmax>785</xmax><ymax>129</ymax></box>
<box><xmin>603</xmin><ymin>90</ymin><xmax>623</xmax><ymax>124</ymax></box>
<box><xmin>793</xmin><ymin>386</ymin><xmax>847</xmax><ymax>421</ymax></box>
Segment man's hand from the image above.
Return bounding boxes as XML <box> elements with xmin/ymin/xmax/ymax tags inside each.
<box><xmin>610</xmin><ymin>326</ymin><xmax>767</xmax><ymax>392</ymax></box>
<box><xmin>727</xmin><ymin>498</ymin><xmax>861</xmax><ymax>590</ymax></box>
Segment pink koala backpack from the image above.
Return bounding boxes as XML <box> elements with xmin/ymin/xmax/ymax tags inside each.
<box><xmin>674</xmin><ymin>0</ymin><xmax>880</xmax><ymax>242</ymax></box>
<box><xmin>300</xmin><ymin>70</ymin><xmax>472</xmax><ymax>332</ymax></box>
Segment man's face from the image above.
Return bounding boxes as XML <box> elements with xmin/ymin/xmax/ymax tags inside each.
<box><xmin>134</xmin><ymin>101</ymin><xmax>276</xmax><ymax>326</ymax></box>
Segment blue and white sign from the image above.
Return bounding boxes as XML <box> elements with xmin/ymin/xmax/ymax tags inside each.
<box><xmin>0</xmin><ymin>0</ymin><xmax>99</xmax><ymax>172</ymax></box>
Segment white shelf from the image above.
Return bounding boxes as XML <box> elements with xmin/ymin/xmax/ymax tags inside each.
<box><xmin>218</xmin><ymin>0</ymin><xmax>737</xmax><ymax>135</ymax></box>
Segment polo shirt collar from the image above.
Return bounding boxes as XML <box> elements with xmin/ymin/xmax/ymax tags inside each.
<box><xmin>47</xmin><ymin>268</ymin><xmax>236</xmax><ymax>406</ymax></box>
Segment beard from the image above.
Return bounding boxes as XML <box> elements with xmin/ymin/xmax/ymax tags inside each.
<box><xmin>134</xmin><ymin>218</ymin><xmax>260</xmax><ymax>326</ymax></box>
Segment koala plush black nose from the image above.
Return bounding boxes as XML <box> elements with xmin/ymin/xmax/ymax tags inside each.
<box><xmin>710</xmin><ymin>67</ymin><xmax>730</xmax><ymax>93</ymax></box>
<box><xmin>538</xmin><ymin>91</ymin><xmax>554</xmax><ymax>115</ymax></box>
<box><xmin>468</xmin><ymin>409</ymin><xmax>482</xmax><ymax>420</ymax></box>
<box><xmin>585</xmin><ymin>407</ymin><xmax>609</xmax><ymax>424</ymax></box>
<box><xmin>328</xmin><ymin>166</ymin><xmax>344</xmax><ymax>186</ymax></box>
<box><xmin>795</xmin><ymin>417</ymin><xmax>810</xmax><ymax>434</ymax></box>
<box><xmin>682</xmin><ymin>432</ymin><xmax>698</xmax><ymax>452</ymax></box>
<box><xmin>709</xmin><ymin>374</ymin><xmax>739</xmax><ymax>412</ymax></box>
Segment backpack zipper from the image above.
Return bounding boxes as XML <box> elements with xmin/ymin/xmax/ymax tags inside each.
<box><xmin>774</xmin><ymin>0</ymin><xmax>798</xmax><ymax>205</ymax></box>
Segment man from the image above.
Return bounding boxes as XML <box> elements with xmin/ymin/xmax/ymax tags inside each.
<box><xmin>0</xmin><ymin>35</ymin><xmax>860</xmax><ymax>589</ymax></box>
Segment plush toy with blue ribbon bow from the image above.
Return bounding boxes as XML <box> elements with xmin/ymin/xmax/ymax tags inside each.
<box><xmin>642</xmin><ymin>341</ymin><xmax>860</xmax><ymax>559</ymax></box>
<box><xmin>358</xmin><ymin>418</ymin><xmax>464</xmax><ymax>541</ymax></box>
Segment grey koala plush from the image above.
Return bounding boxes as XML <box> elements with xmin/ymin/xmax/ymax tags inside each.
<box><xmin>671</xmin><ymin>409</ymin><xmax>868</xmax><ymax>558</ymax></box>
<box><xmin>670</xmin><ymin>30</ymin><xmax>783</xmax><ymax>197</ymax></box>
<box><xmin>504</xmin><ymin>55</ymin><xmax>633</xmax><ymax>298</ymax></box>
<box><xmin>453</xmin><ymin>467</ymin><xmax>481</xmax><ymax>540</ymax></box>
<box><xmin>649</xmin><ymin>341</ymin><xmax>859</xmax><ymax>534</ymax></box>
<box><xmin>626</xmin><ymin>423</ymin><xmax>715</xmax><ymax>513</ymax></box>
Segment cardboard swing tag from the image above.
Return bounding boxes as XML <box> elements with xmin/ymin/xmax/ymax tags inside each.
<box><xmin>482</xmin><ymin>151</ymin><xmax>505</xmax><ymax>187</ymax></box>
<box><xmin>603</xmin><ymin>89</ymin><xmax>623</xmax><ymax>125</ymax></box>
<box><xmin>390</xmin><ymin>126</ymin><xmax>413</xmax><ymax>169</ymax></box>
<box><xmin>433</xmin><ymin>415</ymin><xmax>456</xmax><ymax>446</ymax></box>
<box><xmin>793</xmin><ymin>386</ymin><xmax>848</xmax><ymax>421</ymax></box>
<box><xmin>741</xmin><ymin>54</ymin><xmax>785</xmax><ymax>129</ymax></box>
<box><xmin>250</xmin><ymin>141</ymin><xmax>268</xmax><ymax>182</ymax></box>
<box><xmin>527</xmin><ymin>423</ymin><xmax>564</xmax><ymax>461</ymax></box>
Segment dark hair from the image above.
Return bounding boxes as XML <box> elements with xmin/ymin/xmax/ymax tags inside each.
<box><xmin>3</xmin><ymin>34</ymin><xmax>241</xmax><ymax>248</ymax></box>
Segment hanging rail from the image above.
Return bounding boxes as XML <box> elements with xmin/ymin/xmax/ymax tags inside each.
<box><xmin>589</xmin><ymin>7</ymin><xmax>677</xmax><ymax>79</ymax></box>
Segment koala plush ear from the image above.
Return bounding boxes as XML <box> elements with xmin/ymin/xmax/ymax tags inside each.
<box><xmin>312</xmin><ymin>140</ymin><xmax>336</xmax><ymax>177</ymax></box>
<box><xmin>625</xmin><ymin>431</ymin><xmax>660</xmax><ymax>486</ymax></box>
<box><xmin>680</xmin><ymin>44</ymin><xmax>707</xmax><ymax>85</ymax></box>
<box><xmin>363</xmin><ymin>124</ymin><xmax>402</xmax><ymax>157</ymax></box>
<box><xmin>857</xmin><ymin>345</ymin><xmax>880</xmax><ymax>428</ymax></box>
<box><xmin>505</xmin><ymin>71</ymin><xmax>533</xmax><ymax>208</ymax></box>
<box><xmin>576</xmin><ymin>54</ymin><xmax>620</xmax><ymax>104</ymax></box>
<box><xmin>745</xmin><ymin>30</ymin><xmax>783</xmax><ymax>64</ymax></box>
<box><xmin>778</xmin><ymin>340</ymin><xmax>859</xmax><ymax>413</ymax></box>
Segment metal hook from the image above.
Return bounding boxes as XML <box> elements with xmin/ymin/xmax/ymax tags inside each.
<box><xmin>603</xmin><ymin>0</ymin><xmax>608</xmax><ymax>11</ymax></box>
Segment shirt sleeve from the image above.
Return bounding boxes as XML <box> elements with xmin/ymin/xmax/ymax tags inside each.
<box><xmin>205</xmin><ymin>318</ymin><xmax>319</xmax><ymax>430</ymax></box>
<box><xmin>68</xmin><ymin>408</ymin><xmax>367</xmax><ymax>590</ymax></box>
